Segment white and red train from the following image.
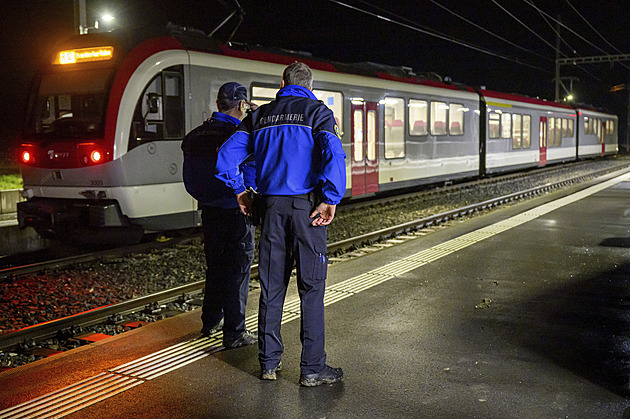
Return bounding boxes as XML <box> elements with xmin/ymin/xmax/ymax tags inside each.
<box><xmin>17</xmin><ymin>25</ymin><xmax>618</xmax><ymax>243</ymax></box>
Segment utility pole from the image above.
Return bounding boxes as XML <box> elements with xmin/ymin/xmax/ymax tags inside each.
<box><xmin>555</xmin><ymin>15</ymin><xmax>561</xmax><ymax>102</ymax></box>
<box><xmin>627</xmin><ymin>73</ymin><xmax>630</xmax><ymax>152</ymax></box>
<box><xmin>74</xmin><ymin>0</ymin><xmax>87</xmax><ymax>34</ymax></box>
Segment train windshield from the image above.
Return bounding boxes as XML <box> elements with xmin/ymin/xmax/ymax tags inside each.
<box><xmin>28</xmin><ymin>68</ymin><xmax>112</xmax><ymax>140</ymax></box>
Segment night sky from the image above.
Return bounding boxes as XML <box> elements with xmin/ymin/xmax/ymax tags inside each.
<box><xmin>2</xmin><ymin>0</ymin><xmax>630</xmax><ymax>159</ymax></box>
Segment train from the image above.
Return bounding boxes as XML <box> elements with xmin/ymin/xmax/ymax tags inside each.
<box><xmin>16</xmin><ymin>24</ymin><xmax>618</xmax><ymax>244</ymax></box>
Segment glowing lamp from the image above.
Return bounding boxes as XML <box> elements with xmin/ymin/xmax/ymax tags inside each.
<box><xmin>55</xmin><ymin>46</ymin><xmax>114</xmax><ymax>65</ymax></box>
<box><xmin>90</xmin><ymin>150</ymin><xmax>102</xmax><ymax>163</ymax></box>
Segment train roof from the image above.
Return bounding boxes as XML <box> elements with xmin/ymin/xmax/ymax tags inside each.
<box><xmin>51</xmin><ymin>23</ymin><xmax>611</xmax><ymax>111</ymax></box>
<box><xmin>481</xmin><ymin>89</ymin><xmax>575</xmax><ymax>110</ymax></box>
<box><xmin>49</xmin><ymin>23</ymin><xmax>478</xmax><ymax>94</ymax></box>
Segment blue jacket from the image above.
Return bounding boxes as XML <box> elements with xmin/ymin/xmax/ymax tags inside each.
<box><xmin>182</xmin><ymin>112</ymin><xmax>255</xmax><ymax>208</ymax></box>
<box><xmin>216</xmin><ymin>85</ymin><xmax>346</xmax><ymax>204</ymax></box>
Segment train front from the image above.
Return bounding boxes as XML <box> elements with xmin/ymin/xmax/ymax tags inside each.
<box><xmin>16</xmin><ymin>34</ymin><xmax>144</xmax><ymax>244</ymax></box>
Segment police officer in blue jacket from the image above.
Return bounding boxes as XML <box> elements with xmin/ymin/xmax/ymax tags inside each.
<box><xmin>216</xmin><ymin>63</ymin><xmax>346</xmax><ymax>386</ymax></box>
<box><xmin>182</xmin><ymin>82</ymin><xmax>258</xmax><ymax>348</ymax></box>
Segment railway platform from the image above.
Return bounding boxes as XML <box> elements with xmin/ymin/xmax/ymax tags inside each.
<box><xmin>2</xmin><ymin>169</ymin><xmax>630</xmax><ymax>418</ymax></box>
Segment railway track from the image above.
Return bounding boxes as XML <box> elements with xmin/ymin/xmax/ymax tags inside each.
<box><xmin>2</xmin><ymin>161</ymin><xmax>629</xmax><ymax>360</ymax></box>
<box><xmin>1</xmin><ymin>157</ymin><xmax>621</xmax><ymax>279</ymax></box>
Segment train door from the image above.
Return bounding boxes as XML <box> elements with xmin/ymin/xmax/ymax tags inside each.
<box><xmin>539</xmin><ymin>117</ymin><xmax>547</xmax><ymax>166</ymax></box>
<box><xmin>351</xmin><ymin>102</ymin><xmax>379</xmax><ymax>195</ymax></box>
<box><xmin>600</xmin><ymin>121</ymin><xmax>606</xmax><ymax>155</ymax></box>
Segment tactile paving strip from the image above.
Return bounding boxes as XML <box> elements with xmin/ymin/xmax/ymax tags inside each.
<box><xmin>2</xmin><ymin>171</ymin><xmax>628</xmax><ymax>418</ymax></box>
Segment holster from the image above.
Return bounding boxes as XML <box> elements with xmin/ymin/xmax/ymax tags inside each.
<box><xmin>249</xmin><ymin>188</ymin><xmax>263</xmax><ymax>227</ymax></box>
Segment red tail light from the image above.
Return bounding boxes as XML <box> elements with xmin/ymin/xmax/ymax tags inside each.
<box><xmin>78</xmin><ymin>142</ymin><xmax>110</xmax><ymax>166</ymax></box>
<box><xmin>19</xmin><ymin>144</ymin><xmax>36</xmax><ymax>165</ymax></box>
<box><xmin>18</xmin><ymin>142</ymin><xmax>111</xmax><ymax>168</ymax></box>
<box><xmin>90</xmin><ymin>150</ymin><xmax>102</xmax><ymax>163</ymax></box>
<box><xmin>21</xmin><ymin>151</ymin><xmax>32</xmax><ymax>163</ymax></box>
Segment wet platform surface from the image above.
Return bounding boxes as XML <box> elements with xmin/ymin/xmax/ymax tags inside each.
<box><xmin>2</xmin><ymin>169</ymin><xmax>630</xmax><ymax>418</ymax></box>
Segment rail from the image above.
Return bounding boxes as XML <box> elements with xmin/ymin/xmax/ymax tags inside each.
<box><xmin>2</xmin><ymin>164</ymin><xmax>629</xmax><ymax>352</ymax></box>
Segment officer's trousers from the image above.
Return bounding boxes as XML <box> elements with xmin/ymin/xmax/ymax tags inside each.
<box><xmin>201</xmin><ymin>206</ymin><xmax>255</xmax><ymax>344</ymax></box>
<box><xmin>257</xmin><ymin>195</ymin><xmax>328</xmax><ymax>375</ymax></box>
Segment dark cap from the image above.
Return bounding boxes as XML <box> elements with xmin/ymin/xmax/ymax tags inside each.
<box><xmin>217</xmin><ymin>82</ymin><xmax>248</xmax><ymax>101</ymax></box>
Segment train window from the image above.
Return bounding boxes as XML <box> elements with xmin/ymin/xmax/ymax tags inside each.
<box><xmin>522</xmin><ymin>115</ymin><xmax>531</xmax><ymax>148</ymax></box>
<box><xmin>129</xmin><ymin>67</ymin><xmax>184</xmax><ymax>150</ymax></box>
<box><xmin>353</xmin><ymin>109</ymin><xmax>364</xmax><ymax>162</ymax></box>
<box><xmin>430</xmin><ymin>101</ymin><xmax>448</xmax><ymax>136</ymax></box>
<box><xmin>251</xmin><ymin>86</ymin><xmax>277</xmax><ymax>105</ymax></box>
<box><xmin>449</xmin><ymin>103</ymin><xmax>465</xmax><ymax>136</ymax></box>
<box><xmin>512</xmin><ymin>114</ymin><xmax>522</xmax><ymax>149</ymax></box>
<box><xmin>562</xmin><ymin>118</ymin><xmax>569</xmax><ymax>138</ymax></box>
<box><xmin>608</xmin><ymin>120</ymin><xmax>614</xmax><ymax>134</ymax></box>
<box><xmin>596</xmin><ymin>120</ymin><xmax>604</xmax><ymax>144</ymax></box>
<box><xmin>313</xmin><ymin>89</ymin><xmax>343</xmax><ymax>135</ymax></box>
<box><xmin>30</xmin><ymin>69</ymin><xmax>111</xmax><ymax>137</ymax></box>
<box><xmin>584</xmin><ymin>117</ymin><xmax>591</xmax><ymax>135</ymax></box>
<box><xmin>501</xmin><ymin>113</ymin><xmax>511</xmax><ymax>139</ymax></box>
<box><xmin>554</xmin><ymin>118</ymin><xmax>562</xmax><ymax>146</ymax></box>
<box><xmin>252</xmin><ymin>86</ymin><xmax>344</xmax><ymax>134</ymax></box>
<box><xmin>568</xmin><ymin>119</ymin><xmax>574</xmax><ymax>137</ymax></box>
<box><xmin>384</xmin><ymin>97</ymin><xmax>405</xmax><ymax>158</ymax></box>
<box><xmin>163</xmin><ymin>72</ymin><xmax>184</xmax><ymax>138</ymax></box>
<box><xmin>367</xmin><ymin>110</ymin><xmax>376</xmax><ymax>160</ymax></box>
<box><xmin>548</xmin><ymin>117</ymin><xmax>562</xmax><ymax>147</ymax></box>
<box><xmin>488</xmin><ymin>113</ymin><xmax>500</xmax><ymax>139</ymax></box>
<box><xmin>409</xmin><ymin>99</ymin><xmax>428</xmax><ymax>136</ymax></box>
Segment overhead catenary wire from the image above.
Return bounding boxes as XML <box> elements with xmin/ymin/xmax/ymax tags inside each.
<box><xmin>526</xmin><ymin>0</ymin><xmax>606</xmax><ymax>83</ymax></box>
<box><xmin>564</xmin><ymin>0</ymin><xmax>623</xmax><ymax>54</ymax></box>
<box><xmin>490</xmin><ymin>0</ymin><xmax>562</xmax><ymax>56</ymax></box>
<box><xmin>428</xmin><ymin>0</ymin><xmax>553</xmax><ymax>63</ymax></box>
<box><xmin>523</xmin><ymin>0</ymin><xmax>628</xmax><ymax>64</ymax></box>
<box><xmin>493</xmin><ymin>0</ymin><xmax>608</xmax><ymax>83</ymax></box>
<box><xmin>523</xmin><ymin>0</ymin><xmax>630</xmax><ymax>74</ymax></box>
<box><xmin>530</xmin><ymin>0</ymin><xmax>576</xmax><ymax>55</ymax></box>
<box><xmin>329</xmin><ymin>0</ymin><xmax>550</xmax><ymax>73</ymax></box>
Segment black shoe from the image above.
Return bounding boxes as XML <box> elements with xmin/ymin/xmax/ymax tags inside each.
<box><xmin>224</xmin><ymin>330</ymin><xmax>257</xmax><ymax>348</ymax></box>
<box><xmin>261</xmin><ymin>361</ymin><xmax>282</xmax><ymax>380</ymax></box>
<box><xmin>299</xmin><ymin>365</ymin><xmax>343</xmax><ymax>387</ymax></box>
<box><xmin>201</xmin><ymin>318</ymin><xmax>224</xmax><ymax>337</ymax></box>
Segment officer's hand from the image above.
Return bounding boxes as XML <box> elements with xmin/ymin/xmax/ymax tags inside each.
<box><xmin>310</xmin><ymin>202</ymin><xmax>336</xmax><ymax>226</ymax></box>
<box><xmin>246</xmin><ymin>100</ymin><xmax>259</xmax><ymax>111</ymax></box>
<box><xmin>237</xmin><ymin>191</ymin><xmax>253</xmax><ymax>216</ymax></box>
